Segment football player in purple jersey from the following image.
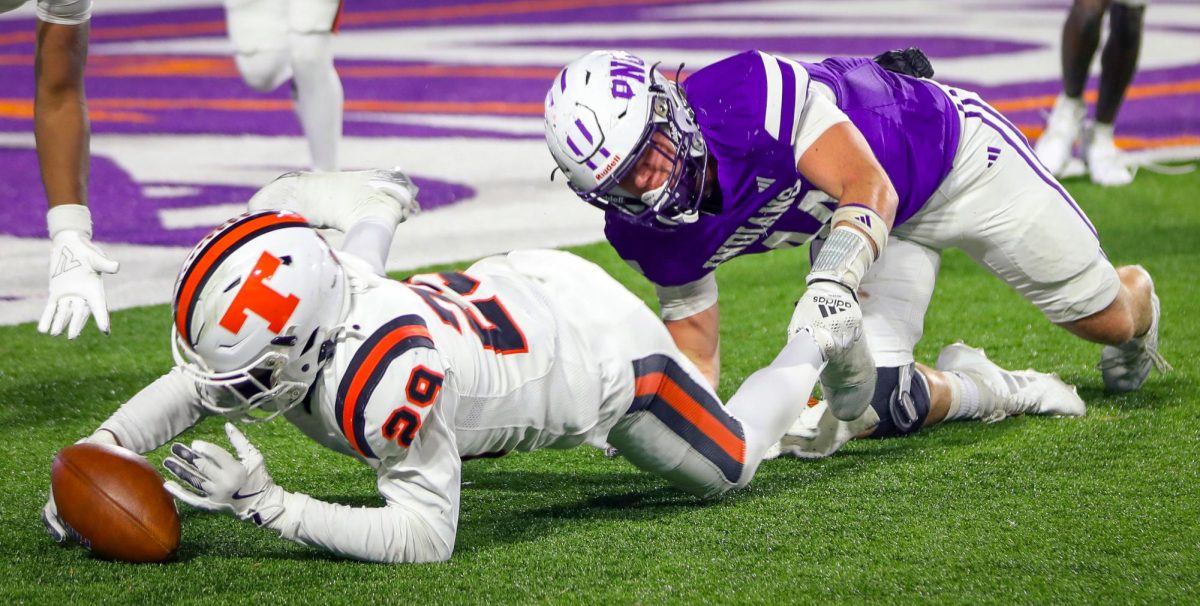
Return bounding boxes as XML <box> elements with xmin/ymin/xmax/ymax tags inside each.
<box><xmin>544</xmin><ymin>50</ymin><xmax>1169</xmax><ymax>444</ymax></box>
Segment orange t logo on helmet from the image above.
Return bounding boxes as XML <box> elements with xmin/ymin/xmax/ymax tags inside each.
<box><xmin>219</xmin><ymin>251</ymin><xmax>300</xmax><ymax>335</ymax></box>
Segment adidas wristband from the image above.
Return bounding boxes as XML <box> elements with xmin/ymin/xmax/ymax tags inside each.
<box><xmin>806</xmin><ymin>204</ymin><xmax>888</xmax><ymax>292</ymax></box>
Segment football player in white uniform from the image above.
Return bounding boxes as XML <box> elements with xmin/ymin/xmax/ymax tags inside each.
<box><xmin>224</xmin><ymin>0</ymin><xmax>344</xmax><ymax>171</ymax></box>
<box><xmin>40</xmin><ymin>170</ymin><xmax>852</xmax><ymax>563</ymax></box>
<box><xmin>0</xmin><ymin>0</ymin><xmax>120</xmax><ymax>339</ymax></box>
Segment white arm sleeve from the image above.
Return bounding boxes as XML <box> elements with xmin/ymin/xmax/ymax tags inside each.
<box><xmin>37</xmin><ymin>0</ymin><xmax>90</xmax><ymax>24</ymax></box>
<box><xmin>655</xmin><ymin>273</ymin><xmax>718</xmax><ymax>322</ymax></box>
<box><xmin>341</xmin><ymin>217</ymin><xmax>394</xmax><ymax>276</ymax></box>
<box><xmin>269</xmin><ymin>489</ymin><xmax>455</xmax><ymax>564</ymax></box>
<box><xmin>98</xmin><ymin>367</ymin><xmax>207</xmax><ymax>454</ymax></box>
<box><xmin>792</xmin><ymin>82</ymin><xmax>850</xmax><ymax>163</ymax></box>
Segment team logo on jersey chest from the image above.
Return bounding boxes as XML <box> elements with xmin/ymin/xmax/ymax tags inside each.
<box><xmin>703</xmin><ymin>180</ymin><xmax>804</xmax><ymax>269</ymax></box>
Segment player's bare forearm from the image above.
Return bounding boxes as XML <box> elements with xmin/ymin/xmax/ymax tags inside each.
<box><xmin>797</xmin><ymin>122</ymin><xmax>898</xmax><ymax>248</ymax></box>
<box><xmin>34</xmin><ymin>20</ymin><xmax>90</xmax><ymax>208</ymax></box>
<box><xmin>665</xmin><ymin>304</ymin><xmax>721</xmax><ymax>390</ymax></box>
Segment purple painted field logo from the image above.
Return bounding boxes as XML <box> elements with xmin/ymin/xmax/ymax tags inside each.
<box><xmin>610</xmin><ymin>55</ymin><xmax>646</xmax><ymax>100</ymax></box>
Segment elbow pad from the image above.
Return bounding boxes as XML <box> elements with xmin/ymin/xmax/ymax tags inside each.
<box><xmin>655</xmin><ymin>274</ymin><xmax>718</xmax><ymax>322</ymax></box>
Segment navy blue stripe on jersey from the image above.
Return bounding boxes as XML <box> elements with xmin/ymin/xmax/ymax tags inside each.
<box><xmin>629</xmin><ymin>354</ymin><xmax>746</xmax><ymax>483</ymax></box>
<box><xmin>335</xmin><ymin>314</ymin><xmax>435</xmax><ymax>459</ymax></box>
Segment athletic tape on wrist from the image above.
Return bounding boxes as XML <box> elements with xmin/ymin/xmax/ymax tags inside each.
<box><xmin>806</xmin><ymin>204</ymin><xmax>887</xmax><ymax>291</ymax></box>
<box><xmin>46</xmin><ymin>204</ymin><xmax>93</xmax><ymax>239</ymax></box>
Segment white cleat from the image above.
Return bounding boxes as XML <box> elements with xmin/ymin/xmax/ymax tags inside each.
<box><xmin>1085</xmin><ymin>131</ymin><xmax>1135</xmax><ymax>187</ymax></box>
<box><xmin>770</xmin><ymin>399</ymin><xmax>880</xmax><ymax>460</ymax></box>
<box><xmin>937</xmin><ymin>343</ymin><xmax>1086</xmax><ymax>420</ymax></box>
<box><xmin>1099</xmin><ymin>291</ymin><xmax>1172</xmax><ymax>392</ymax></box>
<box><xmin>1035</xmin><ymin>95</ymin><xmax>1086</xmax><ymax>176</ymax></box>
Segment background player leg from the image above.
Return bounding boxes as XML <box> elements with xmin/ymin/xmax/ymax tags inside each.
<box><xmin>1086</xmin><ymin>2</ymin><xmax>1145</xmax><ymax>186</ymax></box>
<box><xmin>1036</xmin><ymin>0</ymin><xmax>1111</xmax><ymax>175</ymax></box>
<box><xmin>288</xmin><ymin>31</ymin><xmax>343</xmax><ymax>172</ymax></box>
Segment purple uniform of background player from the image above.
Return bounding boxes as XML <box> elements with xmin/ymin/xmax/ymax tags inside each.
<box><xmin>605</xmin><ymin>53</ymin><xmax>961</xmax><ymax>287</ymax></box>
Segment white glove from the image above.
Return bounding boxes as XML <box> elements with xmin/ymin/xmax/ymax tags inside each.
<box><xmin>788</xmin><ymin>281</ymin><xmax>876</xmax><ymax>420</ymax></box>
<box><xmin>247</xmin><ymin>168</ymin><xmax>420</xmax><ymax>233</ymax></box>
<box><xmin>788</xmin><ymin>280</ymin><xmax>863</xmax><ymax>353</ymax></box>
<box><xmin>41</xmin><ymin>486</ymin><xmax>69</xmax><ymax>543</ymax></box>
<box><xmin>772</xmin><ymin>400</ymin><xmax>880</xmax><ymax>460</ymax></box>
<box><xmin>43</xmin><ymin>429</ymin><xmax>121</xmax><ymax>543</ymax></box>
<box><xmin>163</xmin><ymin>423</ymin><xmax>286</xmax><ymax>527</ymax></box>
<box><xmin>38</xmin><ymin>205</ymin><xmax>119</xmax><ymax>339</ymax></box>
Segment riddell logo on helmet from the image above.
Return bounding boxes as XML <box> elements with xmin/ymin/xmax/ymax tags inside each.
<box><xmin>609</xmin><ymin>56</ymin><xmax>645</xmax><ymax>100</ymax></box>
<box><xmin>594</xmin><ymin>153</ymin><xmax>623</xmax><ymax>181</ymax></box>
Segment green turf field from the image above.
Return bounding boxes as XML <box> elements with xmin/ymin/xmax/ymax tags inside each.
<box><xmin>1</xmin><ymin>169</ymin><xmax>1196</xmax><ymax>605</ymax></box>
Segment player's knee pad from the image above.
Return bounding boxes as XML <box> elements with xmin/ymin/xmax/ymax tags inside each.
<box><xmin>865</xmin><ymin>364</ymin><xmax>930</xmax><ymax>438</ymax></box>
<box><xmin>235</xmin><ymin>50</ymin><xmax>292</xmax><ymax>91</ymax></box>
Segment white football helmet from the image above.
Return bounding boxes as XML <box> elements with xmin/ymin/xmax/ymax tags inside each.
<box><xmin>171</xmin><ymin>210</ymin><xmax>347</xmax><ymax>422</ymax></box>
<box><xmin>544</xmin><ymin>50</ymin><xmax>708</xmax><ymax>228</ymax></box>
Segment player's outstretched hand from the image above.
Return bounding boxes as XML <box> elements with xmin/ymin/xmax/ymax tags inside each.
<box><xmin>163</xmin><ymin>423</ymin><xmax>285</xmax><ymax>527</ymax></box>
<box><xmin>788</xmin><ymin>281</ymin><xmax>863</xmax><ymax>355</ymax></box>
<box><xmin>38</xmin><ymin>230</ymin><xmax>119</xmax><ymax>339</ymax></box>
<box><xmin>788</xmin><ymin>281</ymin><xmax>876</xmax><ymax>420</ymax></box>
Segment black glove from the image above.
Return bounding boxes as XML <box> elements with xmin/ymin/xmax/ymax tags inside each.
<box><xmin>873</xmin><ymin>47</ymin><xmax>934</xmax><ymax>79</ymax></box>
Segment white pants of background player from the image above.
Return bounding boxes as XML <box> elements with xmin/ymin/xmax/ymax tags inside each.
<box><xmin>859</xmin><ymin>85</ymin><xmax>1121</xmax><ymax>368</ymax></box>
<box><xmin>225</xmin><ymin>0</ymin><xmax>344</xmax><ymax>171</ymax></box>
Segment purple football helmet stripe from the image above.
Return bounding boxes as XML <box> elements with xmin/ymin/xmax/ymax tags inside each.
<box><xmin>566</xmin><ymin>136</ymin><xmax>583</xmax><ymax>157</ymax></box>
<box><xmin>599</xmin><ymin>146</ymin><xmax>611</xmax><ymax>158</ymax></box>
<box><xmin>575</xmin><ymin>118</ymin><xmax>594</xmax><ymax>143</ymax></box>
<box><xmin>559</xmin><ymin>69</ymin><xmax>568</xmax><ymax>92</ymax></box>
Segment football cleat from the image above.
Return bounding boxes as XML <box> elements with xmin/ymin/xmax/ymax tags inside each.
<box><xmin>1098</xmin><ymin>291</ymin><xmax>1171</xmax><ymax>392</ymax></box>
<box><xmin>1034</xmin><ymin>95</ymin><xmax>1085</xmax><ymax>176</ymax></box>
<box><xmin>937</xmin><ymin>343</ymin><xmax>1086</xmax><ymax>421</ymax></box>
<box><xmin>1084</xmin><ymin>128</ymin><xmax>1134</xmax><ymax>187</ymax></box>
<box><xmin>770</xmin><ymin>398</ymin><xmax>879</xmax><ymax>460</ymax></box>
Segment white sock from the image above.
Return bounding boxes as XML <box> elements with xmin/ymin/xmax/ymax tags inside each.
<box><xmin>724</xmin><ymin>330</ymin><xmax>823</xmax><ymax>477</ymax></box>
<box><xmin>1091</xmin><ymin>122</ymin><xmax>1117</xmax><ymax>146</ymax></box>
<box><xmin>288</xmin><ymin>32</ymin><xmax>343</xmax><ymax>172</ymax></box>
<box><xmin>1056</xmin><ymin>93</ymin><xmax>1086</xmax><ymax>116</ymax></box>
<box><xmin>943</xmin><ymin>370</ymin><xmax>982</xmax><ymax>421</ymax></box>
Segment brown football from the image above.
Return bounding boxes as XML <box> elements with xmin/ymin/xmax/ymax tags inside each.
<box><xmin>51</xmin><ymin>442</ymin><xmax>180</xmax><ymax>563</ymax></box>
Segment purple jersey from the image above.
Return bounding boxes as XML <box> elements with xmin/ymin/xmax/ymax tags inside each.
<box><xmin>606</xmin><ymin>51</ymin><xmax>961</xmax><ymax>287</ymax></box>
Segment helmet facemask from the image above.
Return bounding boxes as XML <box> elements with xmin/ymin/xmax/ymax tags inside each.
<box><xmin>172</xmin><ymin>329</ymin><xmax>328</xmax><ymax>424</ymax></box>
<box><xmin>583</xmin><ymin>79</ymin><xmax>708</xmax><ymax>229</ymax></box>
